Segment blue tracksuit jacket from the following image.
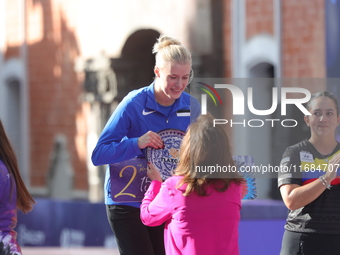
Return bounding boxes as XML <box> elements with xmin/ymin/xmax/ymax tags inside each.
<box><xmin>91</xmin><ymin>83</ymin><xmax>200</xmax><ymax>207</ymax></box>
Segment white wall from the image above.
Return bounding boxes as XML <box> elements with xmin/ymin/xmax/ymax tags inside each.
<box><xmin>61</xmin><ymin>0</ymin><xmax>213</xmax><ymax>61</ymax></box>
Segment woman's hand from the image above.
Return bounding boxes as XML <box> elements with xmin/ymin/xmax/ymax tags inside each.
<box><xmin>147</xmin><ymin>162</ymin><xmax>162</xmax><ymax>182</ymax></box>
<box><xmin>281</xmin><ymin>151</ymin><xmax>340</xmax><ymax>211</ymax></box>
<box><xmin>138</xmin><ymin>131</ymin><xmax>164</xmax><ymax>149</ymax></box>
<box><xmin>325</xmin><ymin>151</ymin><xmax>340</xmax><ymax>182</ymax></box>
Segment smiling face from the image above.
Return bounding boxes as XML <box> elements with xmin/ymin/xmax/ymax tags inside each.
<box><xmin>154</xmin><ymin>61</ymin><xmax>191</xmax><ymax>106</ymax></box>
<box><xmin>304</xmin><ymin>96</ymin><xmax>340</xmax><ymax>138</ymax></box>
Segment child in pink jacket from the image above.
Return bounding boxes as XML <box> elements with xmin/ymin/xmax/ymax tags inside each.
<box><xmin>141</xmin><ymin>114</ymin><xmax>243</xmax><ymax>255</ymax></box>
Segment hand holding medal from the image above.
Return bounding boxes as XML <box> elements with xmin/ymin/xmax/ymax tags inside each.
<box><xmin>138</xmin><ymin>130</ymin><xmax>164</xmax><ymax>149</ymax></box>
<box><xmin>147</xmin><ymin>129</ymin><xmax>186</xmax><ymax>180</ymax></box>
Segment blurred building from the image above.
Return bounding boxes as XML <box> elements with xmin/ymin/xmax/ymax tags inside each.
<box><xmin>0</xmin><ymin>0</ymin><xmax>218</xmax><ymax>201</ymax></box>
<box><xmin>223</xmin><ymin>0</ymin><xmax>339</xmax><ymax>199</ymax></box>
<box><xmin>0</xmin><ymin>0</ymin><xmax>338</xmax><ymax>201</ymax></box>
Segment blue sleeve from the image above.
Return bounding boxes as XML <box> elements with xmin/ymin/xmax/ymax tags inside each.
<box><xmin>91</xmin><ymin>98</ymin><xmax>143</xmax><ymax>166</ymax></box>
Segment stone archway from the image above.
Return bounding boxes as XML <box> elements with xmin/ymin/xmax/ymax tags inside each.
<box><xmin>111</xmin><ymin>29</ymin><xmax>160</xmax><ymax>101</ymax></box>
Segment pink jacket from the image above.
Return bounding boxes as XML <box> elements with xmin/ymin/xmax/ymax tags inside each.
<box><xmin>141</xmin><ymin>175</ymin><xmax>241</xmax><ymax>255</ymax></box>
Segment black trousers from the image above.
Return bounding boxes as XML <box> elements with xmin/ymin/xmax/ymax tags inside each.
<box><xmin>106</xmin><ymin>205</ymin><xmax>165</xmax><ymax>255</ymax></box>
<box><xmin>280</xmin><ymin>230</ymin><xmax>340</xmax><ymax>255</ymax></box>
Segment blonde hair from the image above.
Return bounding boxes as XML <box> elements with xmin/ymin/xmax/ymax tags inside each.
<box><xmin>153</xmin><ymin>35</ymin><xmax>192</xmax><ymax>67</ymax></box>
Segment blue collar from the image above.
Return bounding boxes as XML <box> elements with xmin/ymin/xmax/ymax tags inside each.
<box><xmin>145</xmin><ymin>83</ymin><xmax>190</xmax><ymax>113</ymax></box>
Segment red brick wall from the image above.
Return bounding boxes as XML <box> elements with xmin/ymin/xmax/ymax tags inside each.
<box><xmin>222</xmin><ymin>0</ymin><xmax>274</xmax><ymax>78</ymax></box>
<box><xmin>27</xmin><ymin>0</ymin><xmax>87</xmax><ymax>190</ymax></box>
<box><xmin>223</xmin><ymin>0</ymin><xmax>325</xmax><ymax>79</ymax></box>
<box><xmin>282</xmin><ymin>0</ymin><xmax>325</xmax><ymax>78</ymax></box>
<box><xmin>246</xmin><ymin>0</ymin><xmax>274</xmax><ymax>39</ymax></box>
<box><xmin>5</xmin><ymin>0</ymin><xmax>88</xmax><ymax>191</ymax></box>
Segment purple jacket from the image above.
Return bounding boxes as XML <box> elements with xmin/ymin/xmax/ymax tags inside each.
<box><xmin>141</xmin><ymin>175</ymin><xmax>241</xmax><ymax>255</ymax></box>
<box><xmin>0</xmin><ymin>160</ymin><xmax>22</xmax><ymax>254</ymax></box>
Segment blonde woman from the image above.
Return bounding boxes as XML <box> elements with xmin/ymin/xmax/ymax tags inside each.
<box><xmin>92</xmin><ymin>35</ymin><xmax>200</xmax><ymax>255</ymax></box>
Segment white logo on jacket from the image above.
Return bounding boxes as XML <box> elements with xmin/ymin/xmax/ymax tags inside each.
<box><xmin>142</xmin><ymin>110</ymin><xmax>156</xmax><ymax>115</ymax></box>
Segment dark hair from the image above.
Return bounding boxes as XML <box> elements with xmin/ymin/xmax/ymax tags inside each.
<box><xmin>306</xmin><ymin>91</ymin><xmax>339</xmax><ymax>115</ymax></box>
<box><xmin>0</xmin><ymin>120</ymin><xmax>35</xmax><ymax>213</ymax></box>
<box><xmin>174</xmin><ymin>113</ymin><xmax>244</xmax><ymax>196</ymax></box>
